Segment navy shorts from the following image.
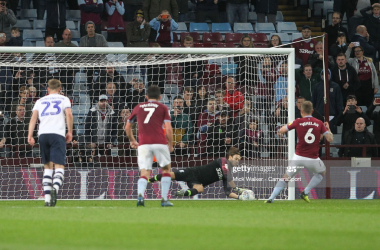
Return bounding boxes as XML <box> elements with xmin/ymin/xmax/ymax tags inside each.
<box><xmin>39</xmin><ymin>134</ymin><xmax>67</xmax><ymax>166</ymax></box>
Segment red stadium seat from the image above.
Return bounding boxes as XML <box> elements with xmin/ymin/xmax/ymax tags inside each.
<box><xmin>215</xmin><ymin>42</ymin><xmax>236</xmax><ymax>48</ymax></box>
<box><xmin>248</xmin><ymin>33</ymin><xmax>268</xmax><ymax>42</ymax></box>
<box><xmin>166</xmin><ymin>63</ymin><xmax>183</xmax><ymax>73</ymax></box>
<box><xmin>225</xmin><ymin>33</ymin><xmax>243</xmax><ymax>43</ymax></box>
<box><xmin>172</xmin><ymin>32</ymin><xmax>179</xmax><ymax>42</ymax></box>
<box><xmin>253</xmin><ymin>42</ymin><xmax>269</xmax><ymax>48</ymax></box>
<box><xmin>180</xmin><ymin>32</ymin><xmax>201</xmax><ymax>43</ymax></box>
<box><xmin>172</xmin><ymin>42</ymin><xmax>183</xmax><ymax>47</ymax></box>
<box><xmin>166</xmin><ymin>73</ymin><xmax>183</xmax><ymax>86</ymax></box>
<box><xmin>202</xmin><ymin>32</ymin><xmax>223</xmax><ymax>43</ymax></box>
<box><xmin>194</xmin><ymin>42</ymin><xmax>213</xmax><ymax>47</ymax></box>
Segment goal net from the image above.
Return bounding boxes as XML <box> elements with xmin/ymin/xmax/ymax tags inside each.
<box><xmin>0</xmin><ymin>47</ymin><xmax>295</xmax><ymax>200</ymax></box>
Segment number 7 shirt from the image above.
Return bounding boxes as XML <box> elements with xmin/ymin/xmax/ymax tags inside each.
<box><xmin>286</xmin><ymin>116</ymin><xmax>329</xmax><ymax>159</ymax></box>
<box><xmin>128</xmin><ymin>101</ymin><xmax>171</xmax><ymax>145</ymax></box>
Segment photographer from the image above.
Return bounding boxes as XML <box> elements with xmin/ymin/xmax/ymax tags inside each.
<box><xmin>0</xmin><ymin>0</ymin><xmax>17</xmax><ymax>42</ymax></box>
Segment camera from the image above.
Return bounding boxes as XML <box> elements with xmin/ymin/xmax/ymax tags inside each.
<box><xmin>161</xmin><ymin>14</ymin><xmax>169</xmax><ymax>19</ymax></box>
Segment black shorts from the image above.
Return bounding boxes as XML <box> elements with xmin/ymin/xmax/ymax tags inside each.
<box><xmin>39</xmin><ymin>134</ymin><xmax>67</xmax><ymax>166</ymax></box>
<box><xmin>173</xmin><ymin>169</ymin><xmax>202</xmax><ymax>189</ymax></box>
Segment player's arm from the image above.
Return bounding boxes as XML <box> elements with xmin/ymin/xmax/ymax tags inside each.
<box><xmin>125</xmin><ymin>121</ymin><xmax>138</xmax><ymax>148</ymax></box>
<box><xmin>323</xmin><ymin>122</ymin><xmax>334</xmax><ymax>143</ymax></box>
<box><xmin>277</xmin><ymin>125</ymin><xmax>288</xmax><ymax>137</ymax></box>
<box><xmin>28</xmin><ymin>110</ymin><xmax>38</xmax><ymax>146</ymax></box>
<box><xmin>164</xmin><ymin>121</ymin><xmax>174</xmax><ymax>152</ymax></box>
<box><xmin>65</xmin><ymin>108</ymin><xmax>73</xmax><ymax>143</ymax></box>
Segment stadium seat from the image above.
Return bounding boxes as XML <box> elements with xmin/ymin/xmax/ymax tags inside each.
<box><xmin>269</xmin><ymin>33</ymin><xmax>291</xmax><ymax>44</ymax></box>
<box><xmin>189</xmin><ymin>22</ymin><xmax>209</xmax><ymax>33</ymax></box>
<box><xmin>253</xmin><ymin>43</ymin><xmax>268</xmax><ymax>48</ymax></box>
<box><xmin>276</xmin><ymin>22</ymin><xmax>298</xmax><ymax>34</ymax></box>
<box><xmin>185</xmin><ymin>12</ymin><xmax>196</xmax><ymax>22</ymax></box>
<box><xmin>172</xmin><ymin>32</ymin><xmax>180</xmax><ymax>42</ymax></box>
<box><xmin>66</xmin><ymin>21</ymin><xmax>77</xmax><ymax>31</ymax></box>
<box><xmin>71</xmin><ymin>30</ymin><xmax>81</xmax><ymax>42</ymax></box>
<box><xmin>107</xmin><ymin>42</ymin><xmax>124</xmax><ymax>47</ymax></box>
<box><xmin>225</xmin><ymin>33</ymin><xmax>243</xmax><ymax>43</ymax></box>
<box><xmin>331</xmin><ymin>133</ymin><xmax>342</xmax><ymax>145</ymax></box>
<box><xmin>276</xmin><ymin>11</ymin><xmax>284</xmax><ymax>22</ymax></box>
<box><xmin>202</xmin><ymin>32</ymin><xmax>223</xmax><ymax>43</ymax></box>
<box><xmin>221</xmin><ymin>63</ymin><xmax>237</xmax><ymax>75</ymax></box>
<box><xmin>164</xmin><ymin>84</ymin><xmax>179</xmax><ymax>95</ymax></box>
<box><xmin>255</xmin><ymin>23</ymin><xmax>276</xmax><ymax>34</ymax></box>
<box><xmin>248</xmin><ymin>33</ymin><xmax>268</xmax><ymax>42</ymax></box>
<box><xmin>211</xmin><ymin>23</ymin><xmax>232</xmax><ymax>33</ymax></box>
<box><xmin>66</xmin><ymin>10</ymin><xmax>81</xmax><ymax>21</ymax></box>
<box><xmin>180</xmin><ymin>32</ymin><xmax>201</xmax><ymax>43</ymax></box>
<box><xmin>33</xmin><ymin>20</ymin><xmax>46</xmax><ymax>31</ymax></box>
<box><xmin>247</xmin><ymin>12</ymin><xmax>257</xmax><ymax>23</ymax></box>
<box><xmin>23</xmin><ymin>41</ymin><xmax>35</xmax><ymax>46</ymax></box>
<box><xmin>172</xmin><ymin>41</ymin><xmax>183</xmax><ymax>47</ymax></box>
<box><xmin>23</xmin><ymin>29</ymin><xmax>44</xmax><ymax>41</ymax></box>
<box><xmin>234</xmin><ymin>23</ymin><xmax>254</xmax><ymax>33</ymax></box>
<box><xmin>323</xmin><ymin>1</ymin><xmax>334</xmax><ymax>17</ymax></box>
<box><xmin>14</xmin><ymin>19</ymin><xmax>32</xmax><ymax>30</ymax></box>
<box><xmin>160</xmin><ymin>93</ymin><xmax>171</xmax><ymax>109</ymax></box>
<box><xmin>215</xmin><ymin>42</ymin><xmax>236</xmax><ymax>48</ymax></box>
<box><xmin>20</xmin><ymin>9</ymin><xmax>37</xmax><ymax>20</ymax></box>
<box><xmin>36</xmin><ymin>40</ymin><xmax>44</xmax><ymax>47</ymax></box>
<box><xmin>177</xmin><ymin>22</ymin><xmax>188</xmax><ymax>32</ymax></box>
<box><xmin>194</xmin><ymin>42</ymin><xmax>213</xmax><ymax>47</ymax></box>
<box><xmin>101</xmin><ymin>31</ymin><xmax>108</xmax><ymax>40</ymax></box>
<box><xmin>291</xmin><ymin>33</ymin><xmax>303</xmax><ymax>41</ymax></box>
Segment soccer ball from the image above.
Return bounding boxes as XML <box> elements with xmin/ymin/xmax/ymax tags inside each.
<box><xmin>241</xmin><ymin>190</ymin><xmax>256</xmax><ymax>201</ymax></box>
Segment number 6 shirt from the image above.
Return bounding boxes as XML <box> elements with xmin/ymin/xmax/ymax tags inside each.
<box><xmin>286</xmin><ymin>116</ymin><xmax>329</xmax><ymax>159</ymax></box>
<box><xmin>128</xmin><ymin>101</ymin><xmax>171</xmax><ymax>145</ymax></box>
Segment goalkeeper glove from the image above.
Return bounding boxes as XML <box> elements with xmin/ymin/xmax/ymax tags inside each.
<box><xmin>233</xmin><ymin>187</ymin><xmax>246</xmax><ymax>195</ymax></box>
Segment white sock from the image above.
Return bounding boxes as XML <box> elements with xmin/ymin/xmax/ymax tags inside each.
<box><xmin>43</xmin><ymin>169</ymin><xmax>53</xmax><ymax>203</ymax></box>
<box><xmin>268</xmin><ymin>180</ymin><xmax>287</xmax><ymax>201</ymax></box>
<box><xmin>137</xmin><ymin>178</ymin><xmax>148</xmax><ymax>197</ymax></box>
<box><xmin>304</xmin><ymin>174</ymin><xmax>323</xmax><ymax>195</ymax></box>
<box><xmin>161</xmin><ymin>176</ymin><xmax>171</xmax><ymax>201</ymax></box>
<box><xmin>53</xmin><ymin>168</ymin><xmax>65</xmax><ymax>194</ymax></box>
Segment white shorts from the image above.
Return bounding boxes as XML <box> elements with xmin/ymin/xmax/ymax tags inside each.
<box><xmin>286</xmin><ymin>154</ymin><xmax>326</xmax><ymax>178</ymax></box>
<box><xmin>137</xmin><ymin>144</ymin><xmax>171</xmax><ymax>170</ymax></box>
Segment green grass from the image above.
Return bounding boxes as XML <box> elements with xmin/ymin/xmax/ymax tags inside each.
<box><xmin>0</xmin><ymin>200</ymin><xmax>379</xmax><ymax>250</ymax></box>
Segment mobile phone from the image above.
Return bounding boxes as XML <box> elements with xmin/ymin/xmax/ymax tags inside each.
<box><xmin>0</xmin><ymin>111</ymin><xmax>2</xmax><ymax>115</ymax></box>
<box><xmin>352</xmin><ymin>42</ymin><xmax>360</xmax><ymax>47</ymax></box>
<box><xmin>375</xmin><ymin>98</ymin><xmax>380</xmax><ymax>104</ymax></box>
<box><xmin>347</xmin><ymin>105</ymin><xmax>356</xmax><ymax>113</ymax></box>
<box><xmin>161</xmin><ymin>14</ymin><xmax>168</xmax><ymax>19</ymax></box>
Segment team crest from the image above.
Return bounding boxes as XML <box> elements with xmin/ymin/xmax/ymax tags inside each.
<box><xmin>310</xmin><ymin>43</ymin><xmax>314</xmax><ymax>48</ymax></box>
<box><xmin>365</xmin><ymin>63</ymin><xmax>368</xmax><ymax>66</ymax></box>
<box><xmin>330</xmin><ymin>88</ymin><xmax>333</xmax><ymax>92</ymax></box>
<box><xmin>288</xmin><ymin>122</ymin><xmax>293</xmax><ymax>126</ymax></box>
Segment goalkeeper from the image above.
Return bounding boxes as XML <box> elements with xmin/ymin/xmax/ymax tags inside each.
<box><xmin>150</xmin><ymin>147</ymin><xmax>248</xmax><ymax>200</ymax></box>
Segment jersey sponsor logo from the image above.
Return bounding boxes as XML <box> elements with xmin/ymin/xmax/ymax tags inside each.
<box><xmin>330</xmin><ymin>88</ymin><xmax>334</xmax><ymax>92</ymax></box>
<box><xmin>299</xmin><ymin>49</ymin><xmax>314</xmax><ymax>54</ymax></box>
<box><xmin>216</xmin><ymin>168</ymin><xmax>223</xmax><ymax>180</ymax></box>
<box><xmin>139</xmin><ymin>103</ymin><xmax>159</xmax><ymax>108</ymax></box>
<box><xmin>299</xmin><ymin>121</ymin><xmax>319</xmax><ymax>127</ymax></box>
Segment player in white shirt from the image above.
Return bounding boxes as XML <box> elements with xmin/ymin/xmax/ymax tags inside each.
<box><xmin>28</xmin><ymin>79</ymin><xmax>73</xmax><ymax>207</ymax></box>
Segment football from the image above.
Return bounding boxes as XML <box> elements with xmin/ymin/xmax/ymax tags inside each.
<box><xmin>241</xmin><ymin>190</ymin><xmax>256</xmax><ymax>200</ymax></box>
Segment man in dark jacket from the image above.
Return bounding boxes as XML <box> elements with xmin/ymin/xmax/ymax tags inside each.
<box><xmin>295</xmin><ymin>64</ymin><xmax>322</xmax><ymax>101</ymax></box>
<box><xmin>336</xmin><ymin>95</ymin><xmax>371</xmax><ymax>142</ymax></box>
<box><xmin>126</xmin><ymin>9</ymin><xmax>150</xmax><ymax>47</ymax></box>
<box><xmin>45</xmin><ymin>0</ymin><xmax>66</xmax><ymax>42</ymax></box>
<box><xmin>331</xmin><ymin>53</ymin><xmax>361</xmax><ymax>104</ymax></box>
<box><xmin>191</xmin><ymin>0</ymin><xmax>219</xmax><ymax>23</ymax></box>
<box><xmin>0</xmin><ymin>0</ymin><xmax>17</xmax><ymax>42</ymax></box>
<box><xmin>312</xmin><ymin>70</ymin><xmax>344</xmax><ymax>133</ymax></box>
<box><xmin>361</xmin><ymin>3</ymin><xmax>380</xmax><ymax>61</ymax></box>
<box><xmin>123</xmin><ymin>0</ymin><xmax>143</xmax><ymax>21</ymax></box>
<box><xmin>339</xmin><ymin>117</ymin><xmax>377</xmax><ymax>157</ymax></box>
<box><xmin>325</xmin><ymin>12</ymin><xmax>349</xmax><ymax>51</ymax></box>
<box><xmin>351</xmin><ymin>25</ymin><xmax>376</xmax><ymax>61</ymax></box>
<box><xmin>254</xmin><ymin>0</ymin><xmax>278</xmax><ymax>25</ymax></box>
<box><xmin>143</xmin><ymin>0</ymin><xmax>178</xmax><ymax>22</ymax></box>
<box><xmin>177</xmin><ymin>0</ymin><xmax>188</xmax><ymax>22</ymax></box>
<box><xmin>366</xmin><ymin>98</ymin><xmax>380</xmax><ymax>143</ymax></box>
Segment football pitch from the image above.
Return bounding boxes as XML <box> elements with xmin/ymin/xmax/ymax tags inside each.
<box><xmin>0</xmin><ymin>200</ymin><xmax>379</xmax><ymax>250</ymax></box>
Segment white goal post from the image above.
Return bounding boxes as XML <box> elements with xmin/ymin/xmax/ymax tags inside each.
<box><xmin>0</xmin><ymin>46</ymin><xmax>295</xmax><ymax>201</ymax></box>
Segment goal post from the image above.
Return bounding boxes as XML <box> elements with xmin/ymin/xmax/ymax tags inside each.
<box><xmin>0</xmin><ymin>46</ymin><xmax>295</xmax><ymax>201</ymax></box>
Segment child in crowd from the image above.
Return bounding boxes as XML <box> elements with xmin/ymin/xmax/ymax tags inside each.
<box><xmin>149</xmin><ymin>10</ymin><xmax>178</xmax><ymax>47</ymax></box>
<box><xmin>8</xmin><ymin>27</ymin><xmax>23</xmax><ymax>46</ymax></box>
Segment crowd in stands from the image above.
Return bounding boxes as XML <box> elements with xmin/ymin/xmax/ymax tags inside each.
<box><xmin>0</xmin><ymin>0</ymin><xmax>380</xmax><ymax>160</ymax></box>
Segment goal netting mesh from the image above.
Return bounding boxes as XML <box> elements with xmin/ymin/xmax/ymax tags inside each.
<box><xmin>0</xmin><ymin>47</ymin><xmax>294</xmax><ymax>200</ymax></box>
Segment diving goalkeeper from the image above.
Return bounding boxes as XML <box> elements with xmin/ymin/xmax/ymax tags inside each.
<box><xmin>150</xmin><ymin>147</ymin><xmax>248</xmax><ymax>200</ymax></box>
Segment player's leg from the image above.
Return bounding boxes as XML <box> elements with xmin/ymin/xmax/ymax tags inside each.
<box><xmin>301</xmin><ymin>158</ymin><xmax>326</xmax><ymax>202</ymax></box>
<box><xmin>39</xmin><ymin>134</ymin><xmax>54</xmax><ymax>206</ymax></box>
<box><xmin>137</xmin><ymin>145</ymin><xmax>154</xmax><ymax>206</ymax></box>
<box><xmin>149</xmin><ymin>172</ymin><xmax>176</xmax><ymax>182</ymax></box>
<box><xmin>153</xmin><ymin>144</ymin><xmax>173</xmax><ymax>206</ymax></box>
<box><xmin>176</xmin><ymin>183</ymin><xmax>204</xmax><ymax>197</ymax></box>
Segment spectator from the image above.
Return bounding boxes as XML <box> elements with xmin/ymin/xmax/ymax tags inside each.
<box><xmin>226</xmin><ymin>0</ymin><xmax>248</xmax><ymax>27</ymax></box>
<box><xmin>307</xmin><ymin>41</ymin><xmax>335</xmax><ymax>70</ymax></box>
<box><xmin>234</xmin><ymin>99</ymin><xmax>254</xmax><ymax>131</ymax></box>
<box><xmin>78</xmin><ymin>0</ymin><xmax>103</xmax><ymax>37</ymax></box>
<box><xmin>46</xmin><ymin>0</ymin><xmax>66</xmax><ymax>42</ymax></box>
<box><xmin>126</xmin><ymin>9</ymin><xmax>150</xmax><ymax>47</ymax></box>
<box><xmin>149</xmin><ymin>10</ymin><xmax>178</xmax><ymax>47</ymax></box>
<box><xmin>191</xmin><ymin>0</ymin><xmax>220</xmax><ymax>23</ymax></box>
<box><xmin>197</xmin><ymin>98</ymin><xmax>219</xmax><ymax>154</ymax></box>
<box><xmin>337</xmin><ymin>95</ymin><xmax>371</xmax><ymax>141</ymax></box>
<box><xmin>346</xmin><ymin>45</ymin><xmax>379</xmax><ymax>107</ymax></box>
<box><xmin>79</xmin><ymin>21</ymin><xmax>108</xmax><ymax>47</ymax></box>
<box><xmin>268</xmin><ymin>34</ymin><xmax>282</xmax><ymax>48</ymax></box>
<box><xmin>0</xmin><ymin>0</ymin><xmax>16</xmax><ymax>42</ymax></box>
<box><xmin>312</xmin><ymin>70</ymin><xmax>344</xmax><ymax>133</ymax></box>
<box><xmin>117</xmin><ymin>108</ymin><xmax>136</xmax><ymax>156</ymax></box>
<box><xmin>127</xmin><ymin>78</ymin><xmax>146</xmax><ymax>109</ymax></box>
<box><xmin>360</xmin><ymin>3</ymin><xmax>380</xmax><ymax>61</ymax></box>
<box><xmin>55</xmin><ymin>29</ymin><xmax>78</xmax><ymax>47</ymax></box>
<box><xmin>170</xmin><ymin>96</ymin><xmax>193</xmax><ymax>155</ymax></box>
<box><xmin>256</xmin><ymin>57</ymin><xmax>277</xmax><ymax>115</ymax></box>
<box><xmin>195</xmin><ymin>85</ymin><xmax>209</xmax><ymax>114</ymax></box>
<box><xmin>106</xmin><ymin>0</ymin><xmax>125</xmax><ymax>42</ymax></box>
<box><xmin>206</xmin><ymin>110</ymin><xmax>236</xmax><ymax>157</ymax></box>
<box><xmin>8</xmin><ymin>27</ymin><xmax>22</xmax><ymax>46</ymax></box>
<box><xmin>339</xmin><ymin>117</ymin><xmax>377</xmax><ymax>157</ymax></box>
<box><xmin>8</xmin><ymin>0</ymin><xmax>18</xmax><ymax>16</ymax></box>
<box><xmin>351</xmin><ymin>25</ymin><xmax>376</xmax><ymax>61</ymax></box>
<box><xmin>5</xmin><ymin>104</ymin><xmax>36</xmax><ymax>157</ymax></box>
<box><xmin>268</xmin><ymin>97</ymin><xmax>288</xmax><ymax>158</ymax></box>
<box><xmin>9</xmin><ymin>86</ymin><xmax>33</xmax><ymax>120</ymax></box>
<box><xmin>325</xmin><ymin>12</ymin><xmax>349</xmax><ymax>51</ymax></box>
<box><xmin>295</xmin><ymin>96</ymin><xmax>324</xmax><ymax>121</ymax></box>
<box><xmin>91</xmin><ymin>66</ymin><xmax>126</xmax><ymax>104</ymax></box>
<box><xmin>238</xmin><ymin>34</ymin><xmax>254</xmax><ymax>48</ymax></box>
<box><xmin>235</xmin><ymin>35</ymin><xmax>255</xmax><ymax>85</ymax></box>
<box><xmin>330</xmin><ymin>32</ymin><xmax>348</xmax><ymax>60</ymax></box>
<box><xmin>295</xmin><ymin>64</ymin><xmax>322</xmax><ymax>101</ymax></box>
<box><xmin>274</xmin><ymin>62</ymin><xmax>293</xmax><ymax>103</ymax></box>
<box><xmin>103</xmin><ymin>82</ymin><xmax>121</xmax><ymax>114</ymax></box>
<box><xmin>123</xmin><ymin>0</ymin><xmax>143</xmax><ymax>22</ymax></box>
<box><xmin>331</xmin><ymin>53</ymin><xmax>361</xmax><ymax>103</ymax></box>
<box><xmin>292</xmin><ymin>25</ymin><xmax>317</xmax><ymax>66</ymax></box>
<box><xmin>181</xmin><ymin>36</ymin><xmax>204</xmax><ymax>88</ymax></box>
<box><xmin>214</xmin><ymin>88</ymin><xmax>232</xmax><ymax>113</ymax></box>
<box><xmin>177</xmin><ymin>0</ymin><xmax>188</xmax><ymax>22</ymax></box>
<box><xmin>254</xmin><ymin>0</ymin><xmax>278</xmax><ymax>25</ymax></box>
<box><xmin>366</xmin><ymin>98</ymin><xmax>380</xmax><ymax>143</ymax></box>
<box><xmin>28</xmin><ymin>86</ymin><xmax>38</xmax><ymax>103</ymax></box>
<box><xmin>238</xmin><ymin>117</ymin><xmax>262</xmax><ymax>158</ymax></box>
<box><xmin>182</xmin><ymin>87</ymin><xmax>197</xmax><ymax>122</ymax></box>
<box><xmin>0</xmin><ymin>31</ymin><xmax>6</xmax><ymax>46</ymax></box>
<box><xmin>85</xmin><ymin>94</ymin><xmax>118</xmax><ymax>156</ymax></box>
<box><xmin>223</xmin><ymin>76</ymin><xmax>244</xmax><ymax>116</ymax></box>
